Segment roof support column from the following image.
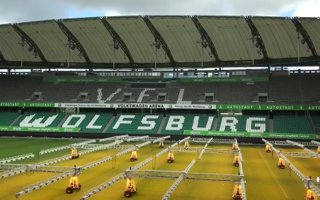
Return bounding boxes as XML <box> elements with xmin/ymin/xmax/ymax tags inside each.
<box><xmin>100</xmin><ymin>17</ymin><xmax>134</xmax><ymax>66</ymax></box>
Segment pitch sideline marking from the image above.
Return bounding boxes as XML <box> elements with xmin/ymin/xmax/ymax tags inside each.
<box><xmin>259</xmin><ymin>151</ymin><xmax>289</xmax><ymax>199</ymax></box>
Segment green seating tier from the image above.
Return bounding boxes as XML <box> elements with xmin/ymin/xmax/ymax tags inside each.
<box><xmin>0</xmin><ymin>112</ymin><xmax>20</xmax><ymax>126</ymax></box>
<box><xmin>273</xmin><ymin>115</ymin><xmax>314</xmax><ymax>133</ymax></box>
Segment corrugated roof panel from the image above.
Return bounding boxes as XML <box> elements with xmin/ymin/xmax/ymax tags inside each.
<box><xmin>149</xmin><ymin>16</ymin><xmax>214</xmax><ymax>63</ymax></box>
<box><xmin>0</xmin><ymin>25</ymin><xmax>41</xmax><ymax>62</ymax></box>
<box><xmin>199</xmin><ymin>16</ymin><xmax>263</xmax><ymax>61</ymax></box>
<box><xmin>62</xmin><ymin>18</ymin><xmax>129</xmax><ymax>64</ymax></box>
<box><xmin>18</xmin><ymin>21</ymin><xmax>85</xmax><ymax>64</ymax></box>
<box><xmin>107</xmin><ymin>17</ymin><xmax>169</xmax><ymax>64</ymax></box>
<box><xmin>252</xmin><ymin>17</ymin><xmax>312</xmax><ymax>59</ymax></box>
<box><xmin>298</xmin><ymin>18</ymin><xmax>320</xmax><ymax>56</ymax></box>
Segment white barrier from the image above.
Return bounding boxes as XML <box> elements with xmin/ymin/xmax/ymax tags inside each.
<box><xmin>0</xmin><ymin>153</ymin><xmax>34</xmax><ymax>164</ymax></box>
<box><xmin>198</xmin><ymin>138</ymin><xmax>213</xmax><ymax>160</ymax></box>
<box><xmin>39</xmin><ymin>139</ymin><xmax>96</xmax><ymax>155</ymax></box>
<box><xmin>125</xmin><ymin>136</ymin><xmax>149</xmax><ymax>142</ymax></box>
<box><xmin>152</xmin><ymin>136</ymin><xmax>171</xmax><ymax>144</ymax></box>
<box><xmin>99</xmin><ymin>135</ymin><xmax>128</xmax><ymax>142</ymax></box>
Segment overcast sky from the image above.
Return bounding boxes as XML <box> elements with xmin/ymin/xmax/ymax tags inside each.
<box><xmin>0</xmin><ymin>0</ymin><xmax>319</xmax><ymax>24</ymax></box>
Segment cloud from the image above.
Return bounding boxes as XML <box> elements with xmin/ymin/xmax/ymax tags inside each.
<box><xmin>0</xmin><ymin>0</ymin><xmax>68</xmax><ymax>24</ymax></box>
<box><xmin>0</xmin><ymin>0</ymin><xmax>319</xmax><ymax>24</ymax></box>
<box><xmin>293</xmin><ymin>0</ymin><xmax>320</xmax><ymax>17</ymax></box>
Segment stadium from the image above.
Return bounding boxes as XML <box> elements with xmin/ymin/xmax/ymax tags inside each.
<box><xmin>0</xmin><ymin>15</ymin><xmax>319</xmax><ymax>200</ymax></box>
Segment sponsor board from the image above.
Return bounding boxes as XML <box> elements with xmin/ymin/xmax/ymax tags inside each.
<box><xmin>55</xmin><ymin>103</ymin><xmax>216</xmax><ymax>110</ymax></box>
<box><xmin>0</xmin><ymin>101</ymin><xmax>319</xmax><ymax>111</ymax></box>
<box><xmin>184</xmin><ymin>130</ymin><xmax>317</xmax><ymax>139</ymax></box>
<box><xmin>0</xmin><ymin>126</ymin><xmax>80</xmax><ymax>132</ymax></box>
<box><xmin>217</xmin><ymin>104</ymin><xmax>320</xmax><ymax>111</ymax></box>
<box><xmin>0</xmin><ymin>102</ymin><xmax>54</xmax><ymax>108</ymax></box>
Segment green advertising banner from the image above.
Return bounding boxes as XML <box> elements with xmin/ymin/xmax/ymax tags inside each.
<box><xmin>0</xmin><ymin>101</ymin><xmax>319</xmax><ymax>111</ymax></box>
<box><xmin>0</xmin><ymin>102</ymin><xmax>54</xmax><ymax>108</ymax></box>
<box><xmin>183</xmin><ymin>130</ymin><xmax>318</xmax><ymax>139</ymax></box>
<box><xmin>0</xmin><ymin>126</ymin><xmax>80</xmax><ymax>133</ymax></box>
<box><xmin>216</xmin><ymin>104</ymin><xmax>320</xmax><ymax>111</ymax></box>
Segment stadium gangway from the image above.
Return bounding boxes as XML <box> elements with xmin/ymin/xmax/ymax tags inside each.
<box><xmin>81</xmin><ymin>156</ymin><xmax>154</xmax><ymax>200</ymax></box>
<box><xmin>162</xmin><ymin>159</ymin><xmax>196</xmax><ymax>200</ymax></box>
<box><xmin>0</xmin><ymin>153</ymin><xmax>34</xmax><ymax>164</ymax></box>
<box><xmin>15</xmin><ymin>155</ymin><xmax>113</xmax><ymax>198</ymax></box>
<box><xmin>125</xmin><ymin>135</ymin><xmax>149</xmax><ymax>142</ymax></box>
<box><xmin>39</xmin><ymin>139</ymin><xmax>96</xmax><ymax>155</ymax></box>
<box><xmin>198</xmin><ymin>137</ymin><xmax>213</xmax><ymax>160</ymax></box>
<box><xmin>1</xmin><ymin>141</ymin><xmax>122</xmax><ymax>180</ymax></box>
<box><xmin>263</xmin><ymin>139</ymin><xmax>320</xmax><ymax>197</ymax></box>
<box><xmin>286</xmin><ymin>140</ymin><xmax>319</xmax><ymax>158</ymax></box>
<box><xmin>98</xmin><ymin>135</ymin><xmax>129</xmax><ymax>142</ymax></box>
<box><xmin>152</xmin><ymin>136</ymin><xmax>171</xmax><ymax>144</ymax></box>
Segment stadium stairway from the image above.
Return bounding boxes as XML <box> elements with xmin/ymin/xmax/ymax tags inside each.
<box><xmin>157</xmin><ymin>115</ymin><xmax>167</xmax><ymax>134</ymax></box>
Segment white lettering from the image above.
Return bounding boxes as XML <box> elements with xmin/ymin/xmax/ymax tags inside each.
<box><xmin>245</xmin><ymin>117</ymin><xmax>266</xmax><ymax>133</ymax></box>
<box><xmin>165</xmin><ymin>116</ymin><xmax>185</xmax><ymax>131</ymax></box>
<box><xmin>192</xmin><ymin>116</ymin><xmax>214</xmax><ymax>131</ymax></box>
<box><xmin>86</xmin><ymin>115</ymin><xmax>102</xmax><ymax>129</ymax></box>
<box><xmin>19</xmin><ymin>114</ymin><xmax>58</xmax><ymax>128</ymax></box>
<box><xmin>138</xmin><ymin>115</ymin><xmax>159</xmax><ymax>130</ymax></box>
<box><xmin>219</xmin><ymin>117</ymin><xmax>238</xmax><ymax>132</ymax></box>
<box><xmin>62</xmin><ymin>114</ymin><xmax>86</xmax><ymax>128</ymax></box>
<box><xmin>113</xmin><ymin>115</ymin><xmax>135</xmax><ymax>129</ymax></box>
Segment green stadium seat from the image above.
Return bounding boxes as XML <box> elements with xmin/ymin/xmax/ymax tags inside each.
<box><xmin>273</xmin><ymin>115</ymin><xmax>314</xmax><ymax>133</ymax></box>
<box><xmin>0</xmin><ymin>112</ymin><xmax>20</xmax><ymax>126</ymax></box>
<box><xmin>61</xmin><ymin>113</ymin><xmax>112</xmax><ymax>133</ymax></box>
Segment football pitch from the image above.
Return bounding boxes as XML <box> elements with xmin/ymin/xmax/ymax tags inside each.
<box><xmin>0</xmin><ymin>137</ymin><xmax>319</xmax><ymax>200</ymax></box>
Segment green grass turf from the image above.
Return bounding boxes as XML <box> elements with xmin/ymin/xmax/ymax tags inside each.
<box><xmin>0</xmin><ymin>137</ymin><xmax>83</xmax><ymax>159</ymax></box>
<box><xmin>276</xmin><ymin>146</ymin><xmax>320</xmax><ymax>179</ymax></box>
<box><xmin>0</xmin><ymin>138</ymin><xmax>318</xmax><ymax>200</ymax></box>
<box><xmin>19</xmin><ymin>144</ymin><xmax>164</xmax><ymax>200</ymax></box>
<box><xmin>242</xmin><ymin>146</ymin><xmax>306</xmax><ymax>199</ymax></box>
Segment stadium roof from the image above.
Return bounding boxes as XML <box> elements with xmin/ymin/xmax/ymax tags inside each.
<box><xmin>0</xmin><ymin>15</ymin><xmax>319</xmax><ymax>69</ymax></box>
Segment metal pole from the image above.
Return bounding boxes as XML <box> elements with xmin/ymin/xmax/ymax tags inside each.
<box><xmin>297</xmin><ymin>33</ymin><xmax>300</xmax><ymax>63</ymax></box>
<box><xmin>113</xmin><ymin>47</ymin><xmax>115</xmax><ymax>69</ymax></box>
<box><xmin>20</xmin><ymin>40</ymin><xmax>24</xmax><ymax>67</ymax></box>
<box><xmin>201</xmin><ymin>45</ymin><xmax>204</xmax><ymax>68</ymax></box>
<box><xmin>251</xmin><ymin>37</ymin><xmax>255</xmax><ymax>65</ymax></box>
<box><xmin>67</xmin><ymin>42</ymin><xmax>70</xmax><ymax>68</ymax></box>
<box><xmin>155</xmin><ymin>47</ymin><xmax>157</xmax><ymax>69</ymax></box>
